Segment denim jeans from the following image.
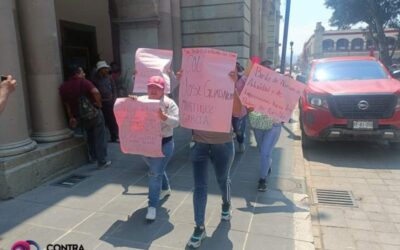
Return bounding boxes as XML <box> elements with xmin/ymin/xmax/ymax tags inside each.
<box><xmin>101</xmin><ymin>100</ymin><xmax>119</xmax><ymax>141</ymax></box>
<box><xmin>232</xmin><ymin>116</ymin><xmax>246</xmax><ymax>144</ymax></box>
<box><xmin>143</xmin><ymin>139</ymin><xmax>174</xmax><ymax>207</ymax></box>
<box><xmin>190</xmin><ymin>141</ymin><xmax>234</xmax><ymax>226</ymax></box>
<box><xmin>86</xmin><ymin>111</ymin><xmax>108</xmax><ymax>165</ymax></box>
<box><xmin>253</xmin><ymin>124</ymin><xmax>282</xmax><ymax>179</ymax></box>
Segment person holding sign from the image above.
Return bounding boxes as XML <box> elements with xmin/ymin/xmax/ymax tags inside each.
<box><xmin>177</xmin><ymin>68</ymin><xmax>243</xmax><ymax>249</ymax></box>
<box><xmin>130</xmin><ymin>76</ymin><xmax>179</xmax><ymax>221</ymax></box>
<box><xmin>243</xmin><ymin>60</ymin><xmax>282</xmax><ymax>192</ymax></box>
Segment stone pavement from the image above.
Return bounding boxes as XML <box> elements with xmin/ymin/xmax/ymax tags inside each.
<box><xmin>0</xmin><ymin>124</ymin><xmax>314</xmax><ymax>250</ymax></box>
<box><xmin>298</xmin><ymin>128</ymin><xmax>400</xmax><ymax>249</ymax></box>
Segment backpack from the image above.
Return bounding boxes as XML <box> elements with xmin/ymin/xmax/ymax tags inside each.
<box><xmin>78</xmin><ymin>80</ymin><xmax>99</xmax><ymax>128</ymax></box>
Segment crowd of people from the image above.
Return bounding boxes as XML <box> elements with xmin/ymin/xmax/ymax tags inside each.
<box><xmin>2</xmin><ymin>56</ymin><xmax>282</xmax><ymax>249</ymax></box>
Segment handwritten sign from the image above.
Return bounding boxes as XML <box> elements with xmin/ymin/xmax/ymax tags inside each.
<box><xmin>133</xmin><ymin>48</ymin><xmax>173</xmax><ymax>94</ymax></box>
<box><xmin>179</xmin><ymin>48</ymin><xmax>237</xmax><ymax>132</ymax></box>
<box><xmin>114</xmin><ymin>97</ymin><xmax>164</xmax><ymax>157</ymax></box>
<box><xmin>240</xmin><ymin>64</ymin><xmax>306</xmax><ymax>122</ymax></box>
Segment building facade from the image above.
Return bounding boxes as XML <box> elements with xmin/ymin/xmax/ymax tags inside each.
<box><xmin>301</xmin><ymin>22</ymin><xmax>400</xmax><ymax>68</ymax></box>
<box><xmin>0</xmin><ymin>0</ymin><xmax>281</xmax><ymax>199</ymax></box>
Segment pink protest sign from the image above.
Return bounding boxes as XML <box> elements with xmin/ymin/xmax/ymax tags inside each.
<box><xmin>240</xmin><ymin>64</ymin><xmax>306</xmax><ymax>122</ymax></box>
<box><xmin>133</xmin><ymin>48</ymin><xmax>173</xmax><ymax>94</ymax></box>
<box><xmin>114</xmin><ymin>97</ymin><xmax>164</xmax><ymax>157</ymax></box>
<box><xmin>179</xmin><ymin>48</ymin><xmax>237</xmax><ymax>132</ymax></box>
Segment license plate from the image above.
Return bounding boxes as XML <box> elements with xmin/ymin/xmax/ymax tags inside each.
<box><xmin>352</xmin><ymin>121</ymin><xmax>373</xmax><ymax>130</ymax></box>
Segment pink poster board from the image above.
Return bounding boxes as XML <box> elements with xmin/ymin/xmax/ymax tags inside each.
<box><xmin>179</xmin><ymin>48</ymin><xmax>237</xmax><ymax>132</ymax></box>
<box><xmin>240</xmin><ymin>64</ymin><xmax>306</xmax><ymax>122</ymax></box>
<box><xmin>133</xmin><ymin>48</ymin><xmax>173</xmax><ymax>94</ymax></box>
<box><xmin>114</xmin><ymin>97</ymin><xmax>164</xmax><ymax>157</ymax></box>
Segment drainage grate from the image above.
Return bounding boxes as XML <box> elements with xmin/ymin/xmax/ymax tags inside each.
<box><xmin>54</xmin><ymin>174</ymin><xmax>89</xmax><ymax>188</ymax></box>
<box><xmin>314</xmin><ymin>189</ymin><xmax>356</xmax><ymax>207</ymax></box>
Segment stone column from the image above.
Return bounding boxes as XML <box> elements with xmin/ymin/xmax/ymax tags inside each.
<box><xmin>0</xmin><ymin>0</ymin><xmax>37</xmax><ymax>157</ymax></box>
<box><xmin>158</xmin><ymin>0</ymin><xmax>174</xmax><ymax>50</ymax></box>
<box><xmin>17</xmin><ymin>0</ymin><xmax>73</xmax><ymax>142</ymax></box>
<box><xmin>171</xmin><ymin>0</ymin><xmax>182</xmax><ymax>71</ymax></box>
<box><xmin>261</xmin><ymin>0</ymin><xmax>270</xmax><ymax>60</ymax></box>
<box><xmin>251</xmin><ymin>0</ymin><xmax>261</xmax><ymax>58</ymax></box>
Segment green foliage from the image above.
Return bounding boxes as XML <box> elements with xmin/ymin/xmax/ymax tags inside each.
<box><xmin>325</xmin><ymin>0</ymin><xmax>400</xmax><ymax>65</ymax></box>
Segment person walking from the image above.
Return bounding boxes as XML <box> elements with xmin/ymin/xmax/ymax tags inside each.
<box><xmin>130</xmin><ymin>76</ymin><xmax>179</xmax><ymax>221</ymax></box>
<box><xmin>94</xmin><ymin>61</ymin><xmax>119</xmax><ymax>142</ymax></box>
<box><xmin>59</xmin><ymin>65</ymin><xmax>111</xmax><ymax>169</ymax></box>
<box><xmin>177</xmin><ymin>69</ymin><xmax>243</xmax><ymax>248</ymax></box>
<box><xmin>232</xmin><ymin>62</ymin><xmax>248</xmax><ymax>153</ymax></box>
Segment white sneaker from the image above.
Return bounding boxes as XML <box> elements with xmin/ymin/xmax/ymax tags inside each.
<box><xmin>238</xmin><ymin>143</ymin><xmax>245</xmax><ymax>153</ymax></box>
<box><xmin>145</xmin><ymin>207</ymin><xmax>156</xmax><ymax>220</ymax></box>
<box><xmin>159</xmin><ymin>188</ymin><xmax>171</xmax><ymax>200</ymax></box>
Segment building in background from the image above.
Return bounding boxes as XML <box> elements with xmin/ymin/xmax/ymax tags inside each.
<box><xmin>300</xmin><ymin>22</ymin><xmax>400</xmax><ymax>69</ymax></box>
<box><xmin>0</xmin><ymin>0</ymin><xmax>281</xmax><ymax>199</ymax></box>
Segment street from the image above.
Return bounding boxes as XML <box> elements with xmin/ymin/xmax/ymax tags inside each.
<box><xmin>303</xmin><ymin>139</ymin><xmax>400</xmax><ymax>249</ymax></box>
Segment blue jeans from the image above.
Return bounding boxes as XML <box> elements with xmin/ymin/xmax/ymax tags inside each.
<box><xmin>253</xmin><ymin>124</ymin><xmax>282</xmax><ymax>179</ymax></box>
<box><xmin>143</xmin><ymin>139</ymin><xmax>174</xmax><ymax>207</ymax></box>
<box><xmin>232</xmin><ymin>116</ymin><xmax>246</xmax><ymax>144</ymax></box>
<box><xmin>191</xmin><ymin>141</ymin><xmax>234</xmax><ymax>226</ymax></box>
<box><xmin>86</xmin><ymin>111</ymin><xmax>108</xmax><ymax>165</ymax></box>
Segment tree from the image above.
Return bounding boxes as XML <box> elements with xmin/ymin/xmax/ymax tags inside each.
<box><xmin>325</xmin><ymin>0</ymin><xmax>400</xmax><ymax>66</ymax></box>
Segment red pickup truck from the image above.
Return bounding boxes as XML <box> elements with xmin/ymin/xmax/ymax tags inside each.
<box><xmin>298</xmin><ymin>56</ymin><xmax>400</xmax><ymax>148</ymax></box>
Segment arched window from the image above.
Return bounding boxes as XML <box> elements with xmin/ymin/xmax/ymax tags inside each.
<box><xmin>336</xmin><ymin>39</ymin><xmax>349</xmax><ymax>51</ymax></box>
<box><xmin>387</xmin><ymin>37</ymin><xmax>396</xmax><ymax>49</ymax></box>
<box><xmin>322</xmin><ymin>39</ymin><xmax>334</xmax><ymax>51</ymax></box>
<box><xmin>351</xmin><ymin>38</ymin><xmax>364</xmax><ymax>50</ymax></box>
<box><xmin>366</xmin><ymin>39</ymin><xmax>374</xmax><ymax>49</ymax></box>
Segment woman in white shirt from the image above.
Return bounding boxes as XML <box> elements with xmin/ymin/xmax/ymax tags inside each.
<box><xmin>131</xmin><ymin>76</ymin><xmax>179</xmax><ymax>221</ymax></box>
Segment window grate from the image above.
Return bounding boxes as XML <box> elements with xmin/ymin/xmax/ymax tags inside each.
<box><xmin>314</xmin><ymin>189</ymin><xmax>356</xmax><ymax>207</ymax></box>
<box><xmin>53</xmin><ymin>174</ymin><xmax>89</xmax><ymax>188</ymax></box>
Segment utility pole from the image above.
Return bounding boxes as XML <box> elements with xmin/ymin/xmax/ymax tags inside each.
<box><xmin>289</xmin><ymin>41</ymin><xmax>294</xmax><ymax>77</ymax></box>
<box><xmin>280</xmin><ymin>0</ymin><xmax>291</xmax><ymax>74</ymax></box>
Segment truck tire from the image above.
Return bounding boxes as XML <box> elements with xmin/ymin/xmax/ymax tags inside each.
<box><xmin>389</xmin><ymin>142</ymin><xmax>400</xmax><ymax>150</ymax></box>
<box><xmin>301</xmin><ymin>129</ymin><xmax>314</xmax><ymax>148</ymax></box>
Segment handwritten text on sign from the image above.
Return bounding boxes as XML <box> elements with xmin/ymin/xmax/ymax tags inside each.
<box><xmin>133</xmin><ymin>48</ymin><xmax>173</xmax><ymax>94</ymax></box>
<box><xmin>179</xmin><ymin>48</ymin><xmax>237</xmax><ymax>132</ymax></box>
<box><xmin>240</xmin><ymin>64</ymin><xmax>306</xmax><ymax>122</ymax></box>
<box><xmin>114</xmin><ymin>97</ymin><xmax>164</xmax><ymax>157</ymax></box>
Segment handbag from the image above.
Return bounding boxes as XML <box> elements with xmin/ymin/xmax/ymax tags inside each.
<box><xmin>248</xmin><ymin>111</ymin><xmax>274</xmax><ymax>130</ymax></box>
<box><xmin>78</xmin><ymin>80</ymin><xmax>99</xmax><ymax>128</ymax></box>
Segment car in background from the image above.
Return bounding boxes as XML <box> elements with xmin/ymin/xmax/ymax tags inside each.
<box><xmin>298</xmin><ymin>56</ymin><xmax>400</xmax><ymax>148</ymax></box>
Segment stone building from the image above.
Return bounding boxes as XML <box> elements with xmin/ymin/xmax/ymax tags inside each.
<box><xmin>0</xmin><ymin>0</ymin><xmax>281</xmax><ymax>199</ymax></box>
<box><xmin>301</xmin><ymin>22</ymin><xmax>400</xmax><ymax>68</ymax></box>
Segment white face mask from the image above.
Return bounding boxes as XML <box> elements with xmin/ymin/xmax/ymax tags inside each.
<box><xmin>238</xmin><ymin>72</ymin><xmax>244</xmax><ymax>76</ymax></box>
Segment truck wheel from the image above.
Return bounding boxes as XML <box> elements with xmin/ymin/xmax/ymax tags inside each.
<box><xmin>301</xmin><ymin>130</ymin><xmax>314</xmax><ymax>148</ymax></box>
<box><xmin>389</xmin><ymin>142</ymin><xmax>400</xmax><ymax>150</ymax></box>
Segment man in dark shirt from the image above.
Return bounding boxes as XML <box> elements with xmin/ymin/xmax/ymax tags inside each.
<box><xmin>59</xmin><ymin>65</ymin><xmax>111</xmax><ymax>169</ymax></box>
<box><xmin>94</xmin><ymin>61</ymin><xmax>119</xmax><ymax>142</ymax></box>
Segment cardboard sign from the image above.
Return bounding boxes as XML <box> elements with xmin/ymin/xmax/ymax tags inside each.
<box><xmin>240</xmin><ymin>64</ymin><xmax>306</xmax><ymax>122</ymax></box>
<box><xmin>133</xmin><ymin>48</ymin><xmax>173</xmax><ymax>94</ymax></box>
<box><xmin>114</xmin><ymin>97</ymin><xmax>164</xmax><ymax>157</ymax></box>
<box><xmin>179</xmin><ymin>48</ymin><xmax>237</xmax><ymax>132</ymax></box>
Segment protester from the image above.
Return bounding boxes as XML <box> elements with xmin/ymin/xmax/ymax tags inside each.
<box><xmin>94</xmin><ymin>60</ymin><xmax>119</xmax><ymax>142</ymax></box>
<box><xmin>247</xmin><ymin>60</ymin><xmax>282</xmax><ymax>191</ymax></box>
<box><xmin>177</xmin><ymin>68</ymin><xmax>243</xmax><ymax>248</ymax></box>
<box><xmin>0</xmin><ymin>75</ymin><xmax>17</xmax><ymax>114</ymax></box>
<box><xmin>231</xmin><ymin>62</ymin><xmax>247</xmax><ymax>152</ymax></box>
<box><xmin>59</xmin><ymin>65</ymin><xmax>111</xmax><ymax>169</ymax></box>
<box><xmin>129</xmin><ymin>76</ymin><xmax>179</xmax><ymax>221</ymax></box>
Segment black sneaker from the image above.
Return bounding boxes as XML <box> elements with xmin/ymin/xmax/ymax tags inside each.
<box><xmin>187</xmin><ymin>225</ymin><xmax>206</xmax><ymax>248</ymax></box>
<box><xmin>258</xmin><ymin>178</ymin><xmax>267</xmax><ymax>192</ymax></box>
<box><xmin>221</xmin><ymin>202</ymin><xmax>231</xmax><ymax>221</ymax></box>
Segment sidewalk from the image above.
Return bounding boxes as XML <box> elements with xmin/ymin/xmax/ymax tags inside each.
<box><xmin>0</xmin><ymin>125</ymin><xmax>314</xmax><ymax>250</ymax></box>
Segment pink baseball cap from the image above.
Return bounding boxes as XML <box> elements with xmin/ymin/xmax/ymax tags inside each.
<box><xmin>147</xmin><ymin>76</ymin><xmax>165</xmax><ymax>89</ymax></box>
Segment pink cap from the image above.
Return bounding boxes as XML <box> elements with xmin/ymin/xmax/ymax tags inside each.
<box><xmin>250</xmin><ymin>56</ymin><xmax>261</xmax><ymax>64</ymax></box>
<box><xmin>147</xmin><ymin>76</ymin><xmax>165</xmax><ymax>89</ymax></box>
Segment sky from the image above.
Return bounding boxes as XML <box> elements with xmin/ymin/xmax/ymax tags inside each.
<box><xmin>280</xmin><ymin>0</ymin><xmax>334</xmax><ymax>56</ymax></box>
